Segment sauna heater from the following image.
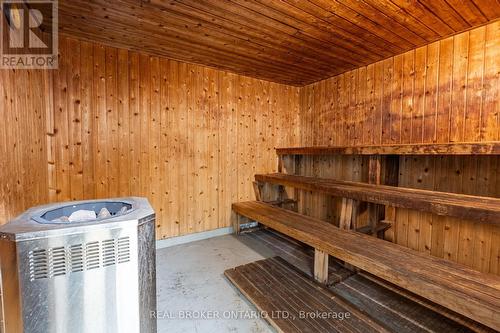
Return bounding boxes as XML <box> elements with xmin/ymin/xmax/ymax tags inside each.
<box><xmin>0</xmin><ymin>197</ymin><xmax>156</xmax><ymax>333</ymax></box>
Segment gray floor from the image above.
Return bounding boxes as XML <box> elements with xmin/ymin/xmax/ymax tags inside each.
<box><xmin>156</xmin><ymin>234</ymin><xmax>274</xmax><ymax>333</ymax></box>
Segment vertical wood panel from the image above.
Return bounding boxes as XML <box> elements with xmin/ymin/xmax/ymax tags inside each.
<box><xmin>423</xmin><ymin>42</ymin><xmax>439</xmax><ymax>143</ymax></box>
<box><xmin>401</xmin><ymin>51</ymin><xmax>414</xmax><ymax>144</ymax></box>
<box><xmin>450</xmin><ymin>32</ymin><xmax>469</xmax><ymax>142</ymax></box>
<box><xmin>80</xmin><ymin>42</ymin><xmax>95</xmax><ymax>199</ymax></box>
<box><xmin>481</xmin><ymin>21</ymin><xmax>499</xmax><ymax>141</ymax></box>
<box><xmin>93</xmin><ymin>44</ymin><xmax>107</xmax><ymax>198</ymax></box>
<box><xmin>68</xmin><ymin>39</ymin><xmax>83</xmax><ymax>200</ymax></box>
<box><xmin>159</xmin><ymin>58</ymin><xmax>170</xmax><ymax>236</ymax></box>
<box><xmin>128</xmin><ymin>52</ymin><xmax>141</xmax><ymax>202</ymax></box>
<box><xmin>117</xmin><ymin>49</ymin><xmax>130</xmax><ymax>197</ymax></box>
<box><xmin>149</xmin><ymin>56</ymin><xmax>161</xmax><ymax>231</ymax></box>
<box><xmin>412</xmin><ymin>46</ymin><xmax>426</xmax><ymax>143</ymax></box>
<box><xmin>55</xmin><ymin>38</ymin><xmax>71</xmax><ymax>201</ymax></box>
<box><xmin>105</xmin><ymin>47</ymin><xmax>119</xmax><ymax>198</ymax></box>
<box><xmin>219</xmin><ymin>72</ymin><xmax>238</xmax><ymax>229</ymax></box>
<box><xmin>464</xmin><ymin>26</ymin><xmax>486</xmax><ymax>142</ymax></box>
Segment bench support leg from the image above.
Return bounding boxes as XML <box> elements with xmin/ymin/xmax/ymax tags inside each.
<box><xmin>314</xmin><ymin>249</ymin><xmax>329</xmax><ymax>284</ymax></box>
<box><xmin>253</xmin><ymin>181</ymin><xmax>263</xmax><ymax>201</ymax></box>
<box><xmin>367</xmin><ymin>156</ymin><xmax>382</xmax><ymax>236</ymax></box>
<box><xmin>234</xmin><ymin>215</ymin><xmax>243</xmax><ymax>235</ymax></box>
<box><xmin>339</xmin><ymin>198</ymin><xmax>359</xmax><ymax>271</ymax></box>
<box><xmin>339</xmin><ymin>198</ymin><xmax>357</xmax><ymax>230</ymax></box>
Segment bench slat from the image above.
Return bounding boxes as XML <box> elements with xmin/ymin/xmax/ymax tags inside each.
<box><xmin>255</xmin><ymin>173</ymin><xmax>500</xmax><ymax>225</ymax></box>
<box><xmin>276</xmin><ymin>142</ymin><xmax>500</xmax><ymax>156</ymax></box>
<box><xmin>232</xmin><ymin>201</ymin><xmax>500</xmax><ymax>330</ymax></box>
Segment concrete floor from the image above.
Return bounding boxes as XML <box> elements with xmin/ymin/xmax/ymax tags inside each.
<box><xmin>156</xmin><ymin>234</ymin><xmax>275</xmax><ymax>333</ymax></box>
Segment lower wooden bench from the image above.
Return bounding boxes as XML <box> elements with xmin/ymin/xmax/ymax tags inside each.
<box><xmin>232</xmin><ymin>201</ymin><xmax>500</xmax><ymax>330</ymax></box>
<box><xmin>225</xmin><ymin>256</ymin><xmax>391</xmax><ymax>333</ymax></box>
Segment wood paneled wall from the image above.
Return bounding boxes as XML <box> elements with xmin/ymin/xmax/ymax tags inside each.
<box><xmin>0</xmin><ymin>36</ymin><xmax>300</xmax><ymax>239</ymax></box>
<box><xmin>298</xmin><ymin>22</ymin><xmax>500</xmax><ymax>274</ymax></box>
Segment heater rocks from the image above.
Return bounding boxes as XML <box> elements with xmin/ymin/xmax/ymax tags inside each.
<box><xmin>50</xmin><ymin>205</ymin><xmax>129</xmax><ymax>223</ymax></box>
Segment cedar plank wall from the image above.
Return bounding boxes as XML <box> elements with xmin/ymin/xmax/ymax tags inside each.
<box><xmin>0</xmin><ymin>36</ymin><xmax>300</xmax><ymax>239</ymax></box>
<box><xmin>298</xmin><ymin>22</ymin><xmax>500</xmax><ymax>275</ymax></box>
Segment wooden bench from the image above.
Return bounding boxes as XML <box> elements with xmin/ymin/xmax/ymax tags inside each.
<box><xmin>275</xmin><ymin>142</ymin><xmax>500</xmax><ymax>238</ymax></box>
<box><xmin>255</xmin><ymin>173</ymin><xmax>500</xmax><ymax>225</ymax></box>
<box><xmin>232</xmin><ymin>201</ymin><xmax>500</xmax><ymax>330</ymax></box>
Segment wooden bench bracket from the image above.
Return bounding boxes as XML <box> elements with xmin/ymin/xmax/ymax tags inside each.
<box><xmin>314</xmin><ymin>249</ymin><xmax>329</xmax><ymax>284</ymax></box>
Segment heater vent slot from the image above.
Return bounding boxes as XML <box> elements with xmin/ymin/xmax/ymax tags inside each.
<box><xmin>85</xmin><ymin>242</ymin><xmax>100</xmax><ymax>270</ymax></box>
<box><xmin>102</xmin><ymin>239</ymin><xmax>116</xmax><ymax>267</ymax></box>
<box><xmin>29</xmin><ymin>249</ymin><xmax>49</xmax><ymax>280</ymax></box>
<box><xmin>117</xmin><ymin>237</ymin><xmax>130</xmax><ymax>264</ymax></box>
<box><xmin>51</xmin><ymin>247</ymin><xmax>67</xmax><ymax>277</ymax></box>
<box><xmin>29</xmin><ymin>247</ymin><xmax>67</xmax><ymax>280</ymax></box>
<box><xmin>28</xmin><ymin>236</ymin><xmax>132</xmax><ymax>281</ymax></box>
<box><xmin>70</xmin><ymin>244</ymin><xmax>84</xmax><ymax>272</ymax></box>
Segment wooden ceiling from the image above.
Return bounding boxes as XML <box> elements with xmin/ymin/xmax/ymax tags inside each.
<box><xmin>58</xmin><ymin>0</ymin><xmax>500</xmax><ymax>86</ymax></box>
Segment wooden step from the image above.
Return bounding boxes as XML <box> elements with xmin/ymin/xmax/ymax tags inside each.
<box><xmin>232</xmin><ymin>201</ymin><xmax>500</xmax><ymax>330</ymax></box>
<box><xmin>276</xmin><ymin>142</ymin><xmax>500</xmax><ymax>156</ymax></box>
<box><xmin>255</xmin><ymin>173</ymin><xmax>500</xmax><ymax>225</ymax></box>
<box><xmin>225</xmin><ymin>256</ymin><xmax>391</xmax><ymax>333</ymax></box>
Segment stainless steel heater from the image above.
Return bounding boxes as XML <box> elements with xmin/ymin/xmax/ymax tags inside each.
<box><xmin>0</xmin><ymin>197</ymin><xmax>156</xmax><ymax>333</ymax></box>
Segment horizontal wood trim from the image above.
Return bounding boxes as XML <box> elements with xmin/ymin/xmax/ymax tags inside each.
<box><xmin>276</xmin><ymin>142</ymin><xmax>500</xmax><ymax>156</ymax></box>
<box><xmin>255</xmin><ymin>173</ymin><xmax>500</xmax><ymax>225</ymax></box>
<box><xmin>232</xmin><ymin>200</ymin><xmax>500</xmax><ymax>330</ymax></box>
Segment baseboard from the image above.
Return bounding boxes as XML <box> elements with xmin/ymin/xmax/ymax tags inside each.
<box><xmin>156</xmin><ymin>226</ymin><xmax>234</xmax><ymax>249</ymax></box>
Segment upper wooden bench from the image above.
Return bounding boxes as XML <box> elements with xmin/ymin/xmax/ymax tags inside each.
<box><xmin>255</xmin><ymin>173</ymin><xmax>500</xmax><ymax>226</ymax></box>
<box><xmin>232</xmin><ymin>200</ymin><xmax>500</xmax><ymax>330</ymax></box>
<box><xmin>276</xmin><ymin>142</ymin><xmax>500</xmax><ymax>156</ymax></box>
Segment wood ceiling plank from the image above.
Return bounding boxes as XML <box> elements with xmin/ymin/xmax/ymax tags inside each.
<box><xmin>282</xmin><ymin>0</ymin><xmax>408</xmax><ymax>52</ymax></box>
<box><xmin>308</xmin><ymin>0</ymin><xmax>419</xmax><ymax>47</ymax></box>
<box><xmin>360</xmin><ymin>0</ymin><xmax>444</xmax><ymax>40</ymax></box>
<box><xmin>58</xmin><ymin>25</ymin><xmax>307</xmax><ymax>85</ymax></box>
<box><xmin>144</xmin><ymin>0</ymin><xmax>343</xmax><ymax>74</ymax></box>
<box><xmin>56</xmin><ymin>0</ymin><xmax>500</xmax><ymax>85</ymax></box>
<box><xmin>58</xmin><ymin>13</ymin><xmax>322</xmax><ymax>84</ymax></box>
<box><xmin>174</xmin><ymin>0</ymin><xmax>363</xmax><ymax>67</ymax></box>
<box><xmin>209</xmin><ymin>0</ymin><xmax>376</xmax><ymax>63</ymax></box>
<box><xmin>60</xmin><ymin>0</ymin><xmax>328</xmax><ymax>79</ymax></box>
<box><xmin>113</xmin><ymin>0</ymin><xmax>318</xmax><ymax>73</ymax></box>
<box><xmin>148</xmin><ymin>0</ymin><xmax>355</xmax><ymax>74</ymax></box>
<box><xmin>231</xmin><ymin>0</ymin><xmax>386</xmax><ymax>61</ymax></box>
<box><xmin>256</xmin><ymin>0</ymin><xmax>404</xmax><ymax>55</ymax></box>
<box><xmin>389</xmin><ymin>0</ymin><xmax>456</xmax><ymax>35</ymax></box>
<box><xmin>336</xmin><ymin>0</ymin><xmax>429</xmax><ymax>44</ymax></box>
<box><xmin>471</xmin><ymin>0</ymin><xmax>500</xmax><ymax>20</ymax></box>
<box><xmin>418</xmin><ymin>0</ymin><xmax>472</xmax><ymax>31</ymax></box>
<box><xmin>444</xmin><ymin>0</ymin><xmax>490</xmax><ymax>25</ymax></box>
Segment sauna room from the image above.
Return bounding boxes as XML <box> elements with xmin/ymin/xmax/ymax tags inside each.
<box><xmin>0</xmin><ymin>1</ymin><xmax>499</xmax><ymax>332</ymax></box>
